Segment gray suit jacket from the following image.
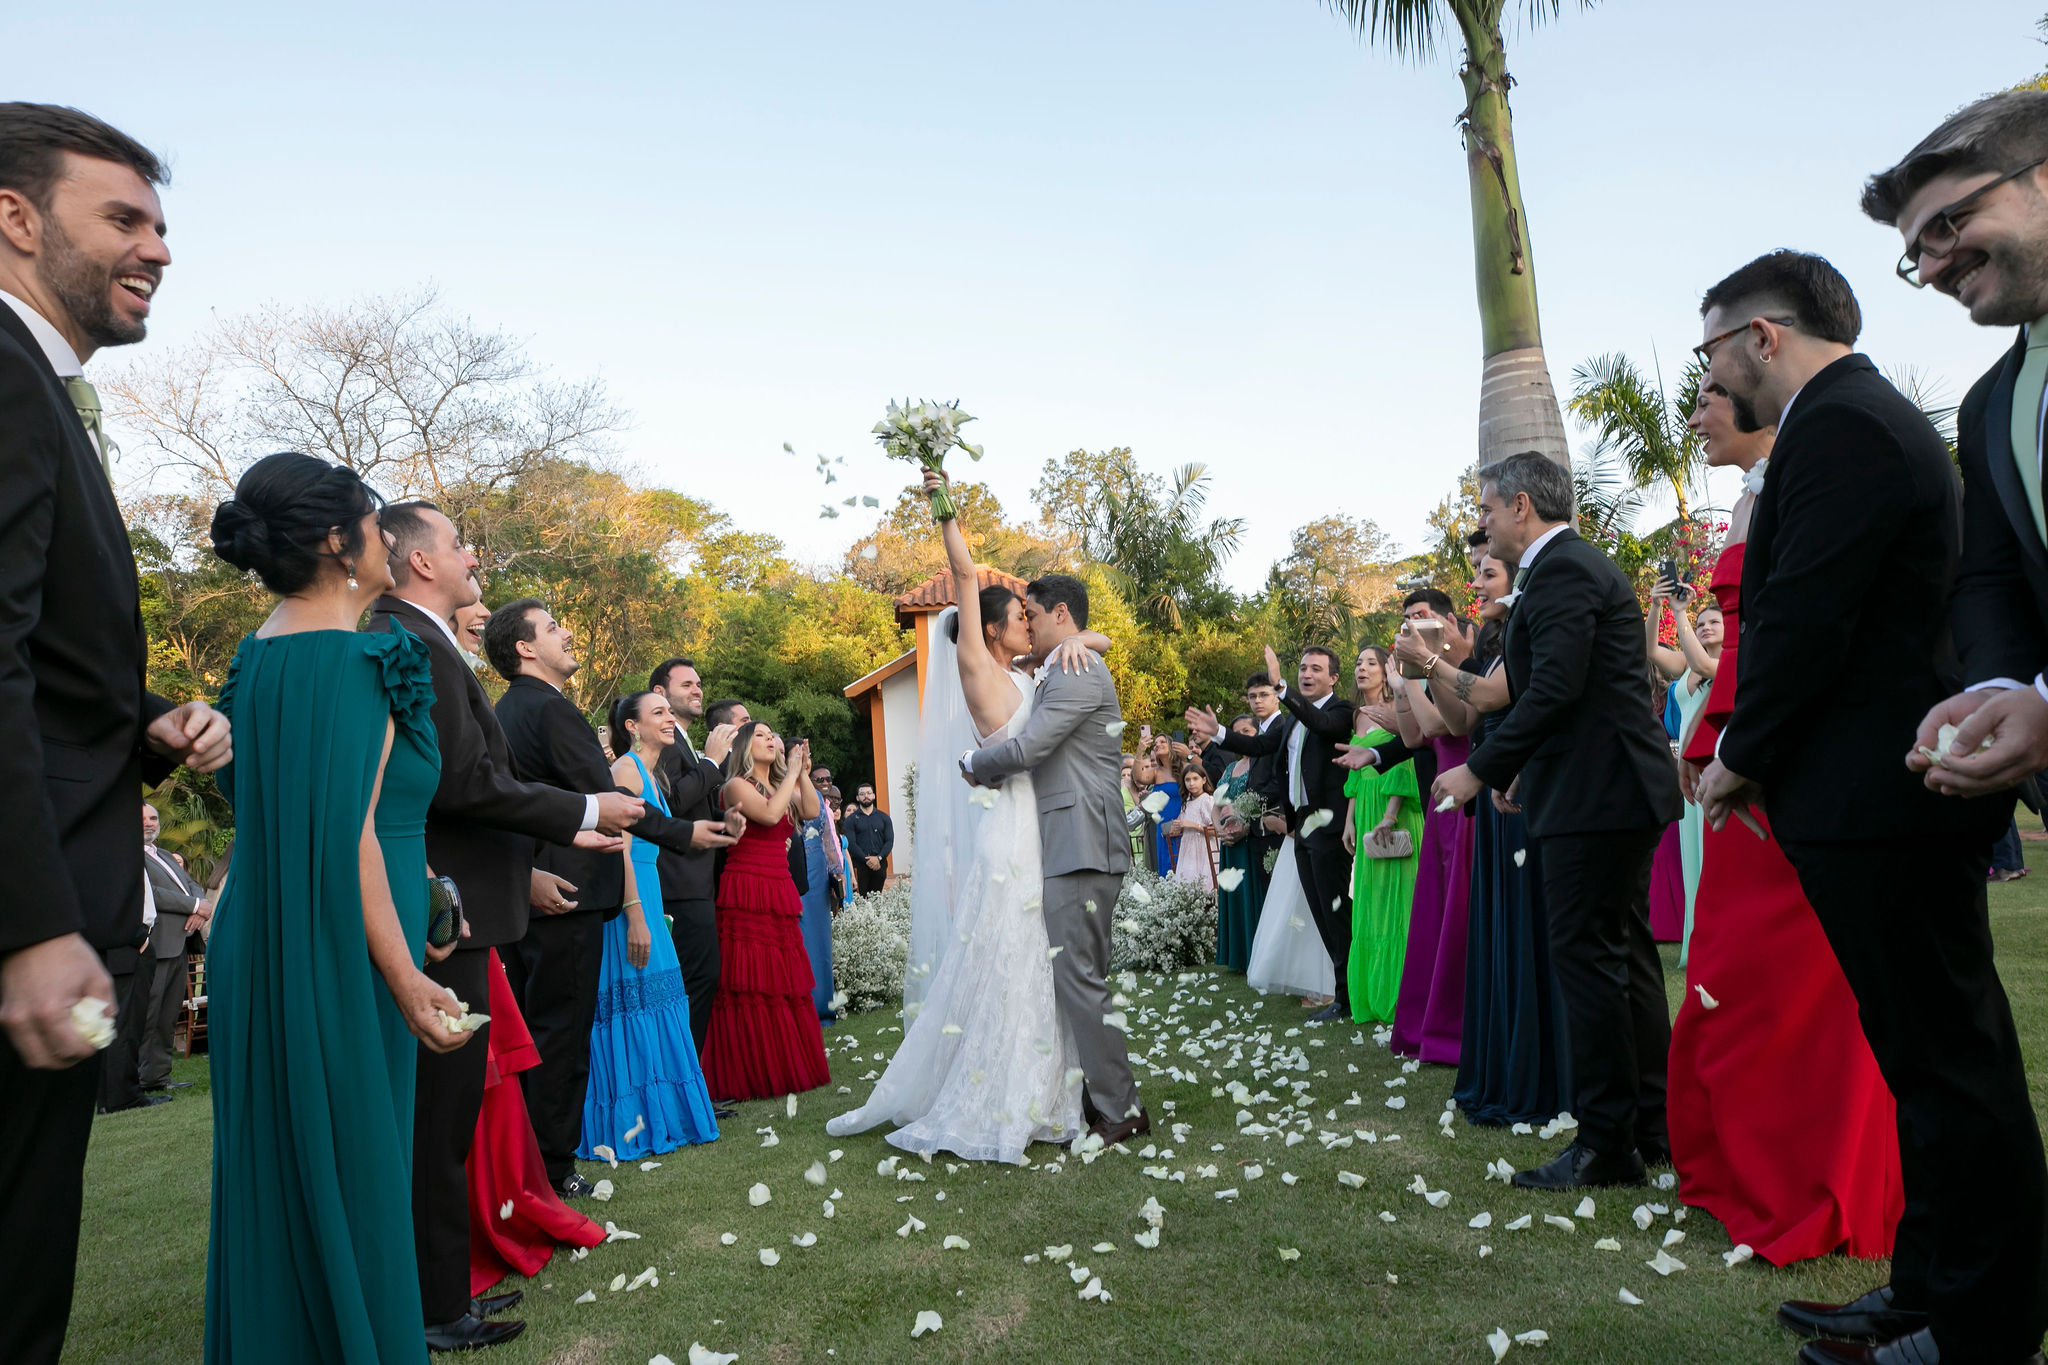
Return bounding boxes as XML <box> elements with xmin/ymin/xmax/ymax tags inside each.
<box><xmin>142</xmin><ymin>845</ymin><xmax>204</xmax><ymax>959</ymax></box>
<box><xmin>966</xmin><ymin>655</ymin><xmax>1132</xmax><ymax>879</ymax></box>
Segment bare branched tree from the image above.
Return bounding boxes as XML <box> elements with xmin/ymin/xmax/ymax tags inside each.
<box><xmin>102</xmin><ymin>285</ymin><xmax>627</xmax><ymax>512</ymax></box>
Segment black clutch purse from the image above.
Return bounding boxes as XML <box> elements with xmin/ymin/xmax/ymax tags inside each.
<box><xmin>426</xmin><ymin>875</ymin><xmax>465</xmax><ymax>949</ymax></box>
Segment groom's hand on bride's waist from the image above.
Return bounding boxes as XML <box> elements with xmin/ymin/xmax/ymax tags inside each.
<box><xmin>958</xmin><ymin>750</ymin><xmax>1002</xmax><ymax>788</ymax></box>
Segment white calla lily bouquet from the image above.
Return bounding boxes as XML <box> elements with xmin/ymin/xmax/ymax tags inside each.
<box><xmin>872</xmin><ymin>399</ymin><xmax>982</xmax><ymax>521</ymax></box>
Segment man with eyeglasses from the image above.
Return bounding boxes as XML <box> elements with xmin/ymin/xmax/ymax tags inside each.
<box><xmin>1687</xmin><ymin>247</ymin><xmax>2043</xmax><ymax>1365</ymax></box>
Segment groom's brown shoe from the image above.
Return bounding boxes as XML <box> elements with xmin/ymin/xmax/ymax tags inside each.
<box><xmin>1090</xmin><ymin>1108</ymin><xmax>1150</xmax><ymax>1148</ymax></box>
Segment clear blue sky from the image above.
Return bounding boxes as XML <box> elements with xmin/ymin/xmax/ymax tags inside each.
<box><xmin>9</xmin><ymin>0</ymin><xmax>2041</xmax><ymax>589</ymax></box>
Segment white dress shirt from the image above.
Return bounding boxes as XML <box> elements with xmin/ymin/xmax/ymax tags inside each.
<box><xmin>1276</xmin><ymin>689</ymin><xmax>1333</xmax><ymax>808</ymax></box>
<box><xmin>398</xmin><ymin>596</ymin><xmax>600</xmax><ymax>831</ymax></box>
<box><xmin>0</xmin><ymin>289</ymin><xmax>104</xmax><ymax>461</ymax></box>
<box><xmin>1518</xmin><ymin>521</ymin><xmax>1571</xmax><ymax>571</ymax></box>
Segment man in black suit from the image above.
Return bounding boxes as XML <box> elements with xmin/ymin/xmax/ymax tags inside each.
<box><xmin>1868</xmin><ymin>95</ymin><xmax>2048</xmax><ymax>800</ymax></box>
<box><xmin>491</xmin><ymin>609</ymin><xmax>737</xmax><ymax>1194</ymax></box>
<box><xmin>648</xmin><ymin>661</ymin><xmax>744</xmax><ymax>1055</ymax></box>
<box><xmin>0</xmin><ymin>105</ymin><xmax>232</xmax><ymax>1365</ymax></box>
<box><xmin>1199</xmin><ymin>672</ymin><xmax>1291</xmax><ymax>874</ymax></box>
<box><xmin>1190</xmin><ymin>644</ymin><xmax>1395</xmax><ymax>1022</ymax></box>
<box><xmin>1691</xmin><ymin>251</ymin><xmax>2047</xmax><ymax>1365</ymax></box>
<box><xmin>370</xmin><ymin>504</ymin><xmax>644</xmax><ymax>1354</ymax></box>
<box><xmin>1430</xmin><ymin>451</ymin><xmax>1679</xmax><ymax>1193</ymax></box>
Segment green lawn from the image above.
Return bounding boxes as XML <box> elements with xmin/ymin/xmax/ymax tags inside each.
<box><xmin>67</xmin><ymin>826</ymin><xmax>2048</xmax><ymax>1365</ymax></box>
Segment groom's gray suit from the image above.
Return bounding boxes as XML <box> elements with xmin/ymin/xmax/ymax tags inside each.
<box><xmin>965</xmin><ymin>654</ymin><xmax>1140</xmax><ymax>1123</ymax></box>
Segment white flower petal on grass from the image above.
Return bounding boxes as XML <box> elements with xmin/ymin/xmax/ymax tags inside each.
<box><xmin>1654</xmin><ymin>1171</ymin><xmax>1677</xmax><ymax>1191</ymax></box>
<box><xmin>571</xmin><ymin>1246</ymin><xmax>589</xmax><ymax>1260</ymax></box>
<box><xmin>641</xmin><ymin>1161</ymin><xmax>661</xmax><ymax>1171</ymax></box>
<box><xmin>1645</xmin><ymin>1249</ymin><xmax>1687</xmax><ymax>1276</ymax></box>
<box><xmin>604</xmin><ymin>1221</ymin><xmax>642</xmax><ymax>1242</ymax></box>
<box><xmin>1281</xmin><ymin>1172</ymin><xmax>1299</xmax><ymax>1186</ymax></box>
<box><xmin>786</xmin><ymin>1093</ymin><xmax>799</xmax><ymax>1118</ymax></box>
<box><xmin>593</xmin><ymin>1144</ymin><xmax>619</xmax><ymax>1169</ymax></box>
<box><xmin>760</xmin><ymin>1132</ymin><xmax>780</xmax><ymax>1148</ymax></box>
<box><xmin>1662</xmin><ymin>1229</ymin><xmax>1686</xmax><ymax>1249</ymax></box>
<box><xmin>1694</xmin><ymin>985</ymin><xmax>1720</xmax><ymax>1010</ymax></box>
<box><xmin>805</xmin><ymin>1162</ymin><xmax>828</xmax><ymax>1186</ymax></box>
<box><xmin>1724</xmin><ymin>1243</ymin><xmax>1755</xmax><ymax>1268</ymax></box>
<box><xmin>1469</xmin><ymin>1212</ymin><xmax>1493</xmax><ymax>1229</ymax></box>
<box><xmin>912</xmin><ymin>1310</ymin><xmax>944</xmax><ymax>1338</ymax></box>
<box><xmin>1133</xmin><ymin>1227</ymin><xmax>1160</xmax><ymax>1249</ymax></box>
<box><xmin>1543</xmin><ymin>1214</ymin><xmax>1576</xmax><ymax>1232</ymax></box>
<box><xmin>896</xmin><ymin>1215</ymin><xmax>927</xmax><ymax>1237</ymax></box>
<box><xmin>689</xmin><ymin>1346</ymin><xmax>740</xmax><ymax>1365</ymax></box>
<box><xmin>1079</xmin><ymin>1277</ymin><xmax>1107</xmax><ymax>1302</ymax></box>
<box><xmin>719</xmin><ymin>1232</ymin><xmax>737</xmax><ymax>1246</ymax></box>
<box><xmin>822</xmin><ymin>1200</ymin><xmax>836</xmax><ymax>1218</ymax></box>
<box><xmin>748</xmin><ymin>1182</ymin><xmax>772</xmax><ymax>1207</ymax></box>
<box><xmin>1337</xmin><ymin>1170</ymin><xmax>1365</xmax><ymax>1189</ymax></box>
<box><xmin>1069</xmin><ymin>1265</ymin><xmax>1091</xmax><ymax>1283</ymax></box>
<box><xmin>943</xmin><ymin>1235</ymin><xmax>971</xmax><ymax>1250</ymax></box>
<box><xmin>1511</xmin><ymin>1122</ymin><xmax>1534</xmax><ymax>1135</ymax></box>
<box><xmin>591</xmin><ymin>1180</ymin><xmax>615</xmax><ymax>1202</ymax></box>
<box><xmin>758</xmin><ymin>1248</ymin><xmax>780</xmax><ymax>1267</ymax></box>
<box><xmin>1385</xmin><ymin>1096</ymin><xmax>1407</xmax><ymax>1110</ymax></box>
<box><xmin>1505</xmin><ymin>1215</ymin><xmax>1533</xmax><ymax>1231</ymax></box>
<box><xmin>1619</xmin><ymin>1288</ymin><xmax>1644</xmax><ymax>1305</ymax></box>
<box><xmin>1092</xmin><ymin>1242</ymin><xmax>1116</xmax><ymax>1253</ymax></box>
<box><xmin>1378</xmin><ymin>1211</ymin><xmax>1397</xmax><ymax>1223</ymax></box>
<box><xmin>1515</xmin><ymin>1330</ymin><xmax>1550</xmax><ymax>1346</ymax></box>
<box><xmin>1214</xmin><ymin>1188</ymin><xmax>1240</xmax><ymax>1201</ymax></box>
<box><xmin>1277</xmin><ymin>1246</ymin><xmax>1302</xmax><ymax>1261</ymax></box>
<box><xmin>792</xmin><ymin>1232</ymin><xmax>818</xmax><ymax>1248</ymax></box>
<box><xmin>877</xmin><ymin>1156</ymin><xmax>900</xmax><ymax>1177</ymax></box>
<box><xmin>1574</xmin><ymin>1196</ymin><xmax>1596</xmax><ymax>1219</ymax></box>
<box><xmin>610</xmin><ymin>1274</ymin><xmax>628</xmax><ymax>1292</ymax></box>
<box><xmin>1487</xmin><ymin>1328</ymin><xmax>1512</xmax><ymax>1363</ymax></box>
<box><xmin>1426</xmin><ymin>1190</ymin><xmax>1451</xmax><ymax>1208</ymax></box>
<box><xmin>1632</xmin><ymin>1204</ymin><xmax>1653</xmax><ymax>1230</ymax></box>
<box><xmin>1479</xmin><ymin>1245</ymin><xmax>1493</xmax><ymax>1258</ymax></box>
<box><xmin>627</xmin><ymin>1265</ymin><xmax>658</xmax><ymax>1291</ymax></box>
<box><xmin>498</xmin><ymin>1199</ymin><xmax>514</xmax><ymax>1220</ymax></box>
<box><xmin>69</xmin><ymin>998</ymin><xmax>114</xmax><ymax>1050</ymax></box>
<box><xmin>1486</xmin><ymin>1159</ymin><xmax>1516</xmax><ymax>1184</ymax></box>
<box><xmin>574</xmin><ymin>1290</ymin><xmax>597</xmax><ymax>1305</ymax></box>
<box><xmin>1045</xmin><ymin>1243</ymin><xmax>1074</xmax><ymax>1260</ymax></box>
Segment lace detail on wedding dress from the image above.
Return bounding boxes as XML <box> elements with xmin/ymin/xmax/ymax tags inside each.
<box><xmin>826</xmin><ymin>672</ymin><xmax>1082</xmax><ymax>1162</ymax></box>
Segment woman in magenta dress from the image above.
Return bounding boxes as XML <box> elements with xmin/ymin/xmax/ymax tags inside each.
<box><xmin>700</xmin><ymin>722</ymin><xmax>832</xmax><ymax>1102</ymax></box>
<box><xmin>1668</xmin><ymin>386</ymin><xmax>1901</xmax><ymax>1264</ymax></box>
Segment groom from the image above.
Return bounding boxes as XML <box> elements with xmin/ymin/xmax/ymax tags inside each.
<box><xmin>960</xmin><ymin>574</ymin><xmax>1147</xmax><ymax>1146</ymax></box>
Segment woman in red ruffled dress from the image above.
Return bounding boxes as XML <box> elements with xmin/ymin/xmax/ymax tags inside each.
<box><xmin>701</xmin><ymin>723</ymin><xmax>832</xmax><ymax>1102</ymax></box>
<box><xmin>1668</xmin><ymin>383</ymin><xmax>1902</xmax><ymax>1264</ymax></box>
<box><xmin>466</xmin><ymin>950</ymin><xmax>603</xmax><ymax>1295</ymax></box>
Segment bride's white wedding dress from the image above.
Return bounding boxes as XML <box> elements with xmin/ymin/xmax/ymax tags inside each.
<box><xmin>826</xmin><ymin>669</ymin><xmax>1082</xmax><ymax>1163</ymax></box>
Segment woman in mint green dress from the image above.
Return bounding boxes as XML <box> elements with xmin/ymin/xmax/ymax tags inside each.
<box><xmin>204</xmin><ymin>454</ymin><xmax>471</xmax><ymax>1364</ymax></box>
<box><xmin>1645</xmin><ymin>583</ymin><xmax>1723</xmax><ymax>965</ymax></box>
<box><xmin>1343</xmin><ymin>647</ymin><xmax>1423</xmax><ymax>1024</ymax></box>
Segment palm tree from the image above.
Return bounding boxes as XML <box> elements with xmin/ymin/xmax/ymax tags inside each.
<box><xmin>1326</xmin><ymin>0</ymin><xmax>1592</xmax><ymax>470</ymax></box>
<box><xmin>1566</xmin><ymin>351</ymin><xmax>1703</xmax><ymax>526</ymax></box>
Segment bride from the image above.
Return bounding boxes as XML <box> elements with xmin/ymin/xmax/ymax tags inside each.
<box><xmin>827</xmin><ymin>472</ymin><xmax>1108</xmax><ymax>1162</ymax></box>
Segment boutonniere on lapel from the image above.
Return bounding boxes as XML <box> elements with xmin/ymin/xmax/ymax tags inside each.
<box><xmin>1032</xmin><ymin>662</ymin><xmax>1052</xmax><ymax>688</ymax></box>
<box><xmin>1739</xmin><ymin>456</ymin><xmax>1770</xmax><ymax>496</ymax></box>
<box><xmin>1496</xmin><ymin>590</ymin><xmax>1523</xmax><ymax>613</ymax></box>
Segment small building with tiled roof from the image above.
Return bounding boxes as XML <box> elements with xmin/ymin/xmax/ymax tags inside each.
<box><xmin>843</xmin><ymin>563</ymin><xmax>1028</xmax><ymax>879</ymax></box>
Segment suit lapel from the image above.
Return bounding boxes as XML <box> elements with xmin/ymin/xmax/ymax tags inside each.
<box><xmin>1981</xmin><ymin>337</ymin><xmax>2048</xmax><ymax>581</ymax></box>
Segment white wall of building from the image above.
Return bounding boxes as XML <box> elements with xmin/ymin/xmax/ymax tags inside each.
<box><xmin>879</xmin><ymin>666</ymin><xmax>920</xmax><ymax>876</ymax></box>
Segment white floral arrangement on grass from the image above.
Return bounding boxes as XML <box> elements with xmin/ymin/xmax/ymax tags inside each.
<box><xmin>873</xmin><ymin>399</ymin><xmax>983</xmax><ymax>520</ymax></box>
<box><xmin>1110</xmin><ymin>870</ymin><xmax>1216</xmax><ymax>975</ymax></box>
<box><xmin>831</xmin><ymin>881</ymin><xmax>914</xmax><ymax>1014</ymax></box>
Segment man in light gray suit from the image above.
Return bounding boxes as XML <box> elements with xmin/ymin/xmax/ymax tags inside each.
<box><xmin>138</xmin><ymin>803</ymin><xmax>208</xmax><ymax>1092</ymax></box>
<box><xmin>961</xmin><ymin>574</ymin><xmax>1148</xmax><ymax>1146</ymax></box>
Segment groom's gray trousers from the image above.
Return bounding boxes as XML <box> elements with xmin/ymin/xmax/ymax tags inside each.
<box><xmin>1043</xmin><ymin>869</ymin><xmax>1140</xmax><ymax>1122</ymax></box>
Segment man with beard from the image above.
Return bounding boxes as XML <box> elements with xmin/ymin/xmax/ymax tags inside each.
<box><xmin>649</xmin><ymin>659</ymin><xmax>744</xmax><ymax>1059</ymax></box>
<box><xmin>1690</xmin><ymin>250</ymin><xmax>2043</xmax><ymax>1365</ymax></box>
<box><xmin>0</xmin><ymin>104</ymin><xmax>231</xmax><ymax>1365</ymax></box>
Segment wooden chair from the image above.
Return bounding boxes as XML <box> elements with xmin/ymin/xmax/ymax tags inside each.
<box><xmin>178</xmin><ymin>952</ymin><xmax>208</xmax><ymax>1058</ymax></box>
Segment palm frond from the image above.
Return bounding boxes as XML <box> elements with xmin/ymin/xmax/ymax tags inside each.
<box><xmin>1323</xmin><ymin>0</ymin><xmax>1593</xmax><ymax>60</ymax></box>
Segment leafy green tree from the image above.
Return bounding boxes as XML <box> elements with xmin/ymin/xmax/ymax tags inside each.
<box><xmin>1326</xmin><ymin>0</ymin><xmax>1590</xmax><ymax>470</ymax></box>
<box><xmin>1566</xmin><ymin>353</ymin><xmax>1704</xmax><ymax>526</ymax></box>
<box><xmin>843</xmin><ymin>481</ymin><xmax>1063</xmax><ymax>595</ymax></box>
<box><xmin>1266</xmin><ymin>513</ymin><xmax>1404</xmax><ymax>653</ymax></box>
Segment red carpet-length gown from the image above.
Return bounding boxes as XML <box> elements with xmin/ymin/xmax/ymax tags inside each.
<box><xmin>1668</xmin><ymin>542</ymin><xmax>1902</xmax><ymax>1263</ymax></box>
<box><xmin>702</xmin><ymin>816</ymin><xmax>832</xmax><ymax>1102</ymax></box>
<box><xmin>467</xmin><ymin>951</ymin><xmax>603</xmax><ymax>1295</ymax></box>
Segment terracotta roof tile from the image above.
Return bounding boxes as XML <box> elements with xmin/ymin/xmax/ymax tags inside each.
<box><xmin>894</xmin><ymin>564</ymin><xmax>1031</xmax><ymax>625</ymax></box>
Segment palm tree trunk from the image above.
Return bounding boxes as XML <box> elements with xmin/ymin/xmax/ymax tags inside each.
<box><xmin>1452</xmin><ymin>1</ymin><xmax>1570</xmax><ymax>472</ymax></box>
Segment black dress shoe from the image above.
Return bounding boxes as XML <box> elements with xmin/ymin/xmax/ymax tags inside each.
<box><xmin>1638</xmin><ymin>1142</ymin><xmax>1673</xmax><ymax>1167</ymax></box>
<box><xmin>470</xmin><ymin>1289</ymin><xmax>522</xmax><ymax>1318</ymax></box>
<box><xmin>556</xmin><ymin>1172</ymin><xmax>597</xmax><ymax>1199</ymax></box>
<box><xmin>98</xmin><ymin>1094</ymin><xmax>173</xmax><ymax>1114</ymax></box>
<box><xmin>424</xmin><ymin>1313</ymin><xmax>525</xmax><ymax>1352</ymax></box>
<box><xmin>1510</xmin><ymin>1141</ymin><xmax>1647</xmax><ymax>1191</ymax></box>
<box><xmin>1795</xmin><ymin>1327</ymin><xmax>2042</xmax><ymax>1365</ymax></box>
<box><xmin>1305</xmin><ymin>1002</ymin><xmax>1346</xmax><ymax>1024</ymax></box>
<box><xmin>143</xmin><ymin>1080</ymin><xmax>196</xmax><ymax>1092</ymax></box>
<box><xmin>1779</xmin><ymin>1286</ymin><xmax>1930</xmax><ymax>1345</ymax></box>
<box><xmin>713</xmin><ymin>1106</ymin><xmax>738</xmax><ymax>1121</ymax></box>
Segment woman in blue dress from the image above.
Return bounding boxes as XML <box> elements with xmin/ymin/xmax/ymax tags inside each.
<box><xmin>1140</xmin><ymin>733</ymin><xmax>1183</xmax><ymax>876</ymax></box>
<box><xmin>581</xmin><ymin>691</ymin><xmax>719</xmax><ymax>1160</ymax></box>
<box><xmin>799</xmin><ymin>805</ymin><xmax>836</xmax><ymax>1022</ymax></box>
<box><xmin>204</xmin><ymin>453</ymin><xmax>466</xmax><ymax>1363</ymax></box>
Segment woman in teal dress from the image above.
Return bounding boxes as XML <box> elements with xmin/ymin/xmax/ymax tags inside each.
<box><xmin>1645</xmin><ymin>583</ymin><xmax>1722</xmax><ymax>964</ymax></box>
<box><xmin>205</xmin><ymin>454</ymin><xmax>470</xmax><ymax>1364</ymax></box>
<box><xmin>1342</xmin><ymin>647</ymin><xmax>1423</xmax><ymax>1024</ymax></box>
<box><xmin>1212</xmin><ymin>717</ymin><xmax>1266</xmax><ymax>971</ymax></box>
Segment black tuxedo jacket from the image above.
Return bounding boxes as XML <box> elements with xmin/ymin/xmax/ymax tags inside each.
<box><xmin>367</xmin><ymin>597</ymin><xmax>586</xmax><ymax>949</ymax></box>
<box><xmin>494</xmin><ymin>674</ymin><xmax>705</xmax><ymax>916</ymax></box>
<box><xmin>1466</xmin><ymin>528</ymin><xmax>1680</xmax><ymax>839</ymax></box>
<box><xmin>654</xmin><ymin>739</ymin><xmax>728</xmax><ymax>902</ymax></box>
<box><xmin>1952</xmin><ymin>332</ymin><xmax>2048</xmax><ymax>684</ymax></box>
<box><xmin>1216</xmin><ymin>688</ymin><xmax>1357</xmax><ymax>837</ymax></box>
<box><xmin>0</xmin><ymin>303</ymin><xmax>173</xmax><ymax>969</ymax></box>
<box><xmin>1717</xmin><ymin>354</ymin><xmax>2008</xmax><ymax>841</ymax></box>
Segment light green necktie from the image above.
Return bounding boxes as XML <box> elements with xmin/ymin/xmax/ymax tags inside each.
<box><xmin>2011</xmin><ymin>317</ymin><xmax>2048</xmax><ymax>548</ymax></box>
<box><xmin>63</xmin><ymin>375</ymin><xmax>110</xmax><ymax>479</ymax></box>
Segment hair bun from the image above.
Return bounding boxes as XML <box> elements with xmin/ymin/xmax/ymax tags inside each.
<box><xmin>209</xmin><ymin>499</ymin><xmax>275</xmax><ymax>575</ymax></box>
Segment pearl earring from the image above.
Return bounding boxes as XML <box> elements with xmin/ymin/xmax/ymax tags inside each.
<box><xmin>345</xmin><ymin>560</ymin><xmax>358</xmax><ymax>590</ymax></box>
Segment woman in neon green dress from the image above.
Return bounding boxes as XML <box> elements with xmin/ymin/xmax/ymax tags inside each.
<box><xmin>1343</xmin><ymin>647</ymin><xmax>1423</xmax><ymax>1024</ymax></box>
<box><xmin>204</xmin><ymin>454</ymin><xmax>472</xmax><ymax>1364</ymax></box>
